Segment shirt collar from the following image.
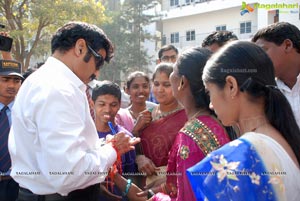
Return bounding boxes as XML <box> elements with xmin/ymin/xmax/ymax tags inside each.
<box><xmin>276</xmin><ymin>74</ymin><xmax>300</xmax><ymax>93</ymax></box>
<box><xmin>0</xmin><ymin>101</ymin><xmax>14</xmax><ymax>111</ymax></box>
<box><xmin>46</xmin><ymin>57</ymin><xmax>86</xmax><ymax>92</ymax></box>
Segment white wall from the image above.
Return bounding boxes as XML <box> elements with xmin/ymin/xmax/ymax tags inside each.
<box><xmin>160</xmin><ymin>0</ymin><xmax>299</xmax><ymax>50</ymax></box>
<box><xmin>143</xmin><ymin>3</ymin><xmax>162</xmax><ymax>73</ymax></box>
<box><xmin>162</xmin><ymin>6</ymin><xmax>257</xmax><ymax>49</ymax></box>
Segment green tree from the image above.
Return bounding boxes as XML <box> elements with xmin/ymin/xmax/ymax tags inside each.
<box><xmin>121</xmin><ymin>0</ymin><xmax>158</xmax><ymax>72</ymax></box>
<box><xmin>100</xmin><ymin>0</ymin><xmax>158</xmax><ymax>84</ymax></box>
<box><xmin>0</xmin><ymin>0</ymin><xmax>108</xmax><ymax>71</ymax></box>
<box><xmin>100</xmin><ymin>10</ymin><xmax>128</xmax><ymax>85</ymax></box>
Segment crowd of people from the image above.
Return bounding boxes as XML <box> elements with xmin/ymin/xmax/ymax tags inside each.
<box><xmin>0</xmin><ymin>21</ymin><xmax>299</xmax><ymax>201</ymax></box>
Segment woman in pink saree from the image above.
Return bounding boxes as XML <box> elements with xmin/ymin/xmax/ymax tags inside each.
<box><xmin>138</xmin><ymin>47</ymin><xmax>230</xmax><ymax>201</ymax></box>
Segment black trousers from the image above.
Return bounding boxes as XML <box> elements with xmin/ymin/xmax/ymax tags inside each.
<box><xmin>0</xmin><ymin>178</ymin><xmax>19</xmax><ymax>201</ymax></box>
<box><xmin>17</xmin><ymin>184</ymin><xmax>99</xmax><ymax>201</ymax></box>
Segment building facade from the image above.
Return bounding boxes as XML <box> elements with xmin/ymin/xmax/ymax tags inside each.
<box><xmin>158</xmin><ymin>0</ymin><xmax>300</xmax><ymax>50</ymax></box>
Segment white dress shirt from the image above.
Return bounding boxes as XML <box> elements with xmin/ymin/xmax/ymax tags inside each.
<box><xmin>276</xmin><ymin>74</ymin><xmax>300</xmax><ymax>128</ymax></box>
<box><xmin>8</xmin><ymin>57</ymin><xmax>116</xmax><ymax>195</ymax></box>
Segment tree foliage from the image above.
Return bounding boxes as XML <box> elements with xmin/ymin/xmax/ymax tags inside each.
<box><xmin>100</xmin><ymin>0</ymin><xmax>158</xmax><ymax>84</ymax></box>
<box><xmin>0</xmin><ymin>0</ymin><xmax>108</xmax><ymax>71</ymax></box>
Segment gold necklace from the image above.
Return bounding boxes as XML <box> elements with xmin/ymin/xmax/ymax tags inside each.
<box><xmin>129</xmin><ymin>108</ymin><xmax>138</xmax><ymax>119</ymax></box>
<box><xmin>153</xmin><ymin>105</ymin><xmax>182</xmax><ymax>121</ymax></box>
<box><xmin>129</xmin><ymin>107</ymin><xmax>146</xmax><ymax>120</ymax></box>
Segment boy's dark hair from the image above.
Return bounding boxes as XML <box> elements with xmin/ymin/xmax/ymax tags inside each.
<box><xmin>202</xmin><ymin>30</ymin><xmax>238</xmax><ymax>48</ymax></box>
<box><xmin>92</xmin><ymin>80</ymin><xmax>121</xmax><ymax>102</ymax></box>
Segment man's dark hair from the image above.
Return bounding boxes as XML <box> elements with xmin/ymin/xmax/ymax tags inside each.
<box><xmin>202</xmin><ymin>30</ymin><xmax>238</xmax><ymax>48</ymax></box>
<box><xmin>158</xmin><ymin>44</ymin><xmax>178</xmax><ymax>59</ymax></box>
<box><xmin>92</xmin><ymin>80</ymin><xmax>121</xmax><ymax>102</ymax></box>
<box><xmin>51</xmin><ymin>21</ymin><xmax>114</xmax><ymax>63</ymax></box>
<box><xmin>252</xmin><ymin>21</ymin><xmax>300</xmax><ymax>53</ymax></box>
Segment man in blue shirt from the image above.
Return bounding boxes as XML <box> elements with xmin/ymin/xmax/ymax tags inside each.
<box><xmin>0</xmin><ymin>59</ymin><xmax>23</xmax><ymax>201</ymax></box>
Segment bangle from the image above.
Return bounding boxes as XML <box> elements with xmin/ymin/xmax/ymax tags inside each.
<box><xmin>122</xmin><ymin>179</ymin><xmax>132</xmax><ymax>197</ymax></box>
<box><xmin>147</xmin><ymin>189</ymin><xmax>155</xmax><ymax>199</ymax></box>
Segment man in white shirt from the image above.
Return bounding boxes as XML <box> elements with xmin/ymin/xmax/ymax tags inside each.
<box><xmin>8</xmin><ymin>21</ymin><xmax>140</xmax><ymax>201</ymax></box>
<box><xmin>252</xmin><ymin>22</ymin><xmax>300</xmax><ymax>128</ymax></box>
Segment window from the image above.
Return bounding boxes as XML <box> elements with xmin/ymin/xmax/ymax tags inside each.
<box><xmin>186</xmin><ymin>30</ymin><xmax>195</xmax><ymax>41</ymax></box>
<box><xmin>171</xmin><ymin>32</ymin><xmax>179</xmax><ymax>43</ymax></box>
<box><xmin>274</xmin><ymin>10</ymin><xmax>279</xmax><ymax>23</ymax></box>
<box><xmin>162</xmin><ymin>35</ymin><xmax>166</xmax><ymax>46</ymax></box>
<box><xmin>240</xmin><ymin>21</ymin><xmax>252</xmax><ymax>34</ymax></box>
<box><xmin>216</xmin><ymin>25</ymin><xmax>226</xmax><ymax>31</ymax></box>
<box><xmin>186</xmin><ymin>0</ymin><xmax>195</xmax><ymax>3</ymax></box>
<box><xmin>170</xmin><ymin>0</ymin><xmax>179</xmax><ymax>6</ymax></box>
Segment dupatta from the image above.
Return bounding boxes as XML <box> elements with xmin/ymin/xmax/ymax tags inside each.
<box><xmin>187</xmin><ymin>132</ymin><xmax>300</xmax><ymax>201</ymax></box>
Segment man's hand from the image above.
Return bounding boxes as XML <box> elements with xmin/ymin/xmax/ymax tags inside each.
<box><xmin>106</xmin><ymin>132</ymin><xmax>140</xmax><ymax>155</ymax></box>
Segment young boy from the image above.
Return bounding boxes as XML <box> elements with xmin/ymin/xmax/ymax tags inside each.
<box><xmin>92</xmin><ymin>80</ymin><xmax>138</xmax><ymax>201</ymax></box>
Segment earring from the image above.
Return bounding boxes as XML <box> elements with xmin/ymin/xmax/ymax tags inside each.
<box><xmin>178</xmin><ymin>83</ymin><xmax>183</xmax><ymax>91</ymax></box>
<box><xmin>178</xmin><ymin>77</ymin><xmax>184</xmax><ymax>90</ymax></box>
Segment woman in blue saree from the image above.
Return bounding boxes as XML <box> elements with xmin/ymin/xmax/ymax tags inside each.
<box><xmin>187</xmin><ymin>41</ymin><xmax>300</xmax><ymax>201</ymax></box>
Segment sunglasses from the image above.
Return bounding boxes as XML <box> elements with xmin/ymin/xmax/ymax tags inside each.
<box><xmin>87</xmin><ymin>45</ymin><xmax>105</xmax><ymax>70</ymax></box>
